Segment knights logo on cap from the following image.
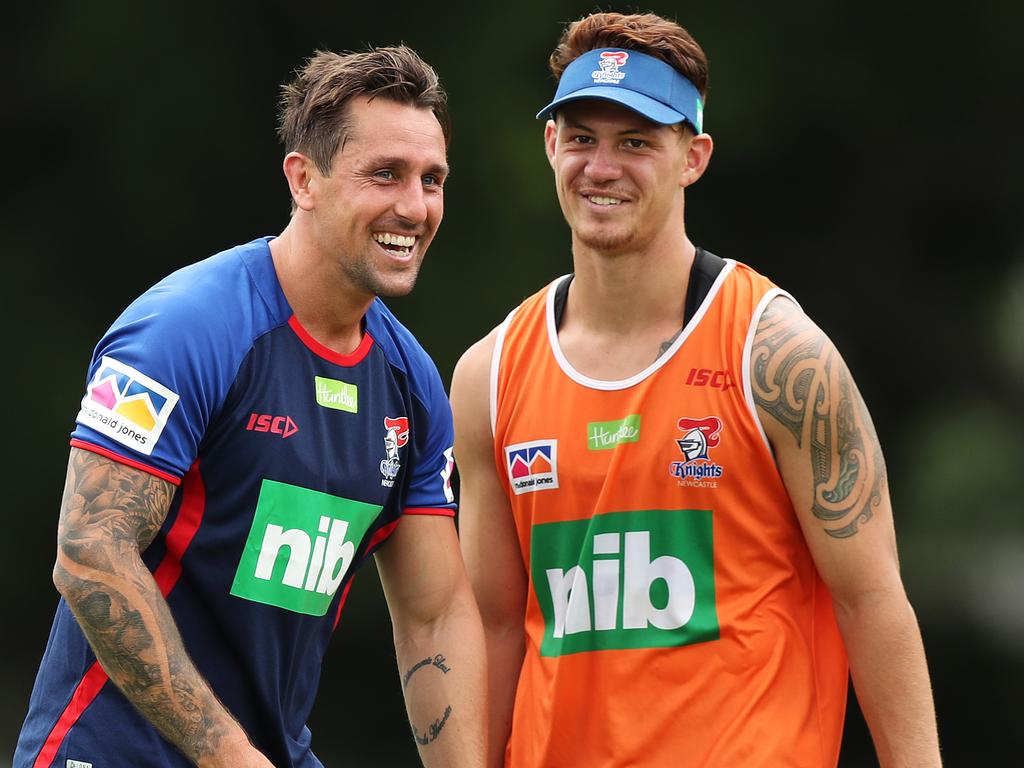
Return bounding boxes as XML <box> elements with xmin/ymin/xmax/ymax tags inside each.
<box><xmin>592</xmin><ymin>51</ymin><xmax>628</xmax><ymax>84</ymax></box>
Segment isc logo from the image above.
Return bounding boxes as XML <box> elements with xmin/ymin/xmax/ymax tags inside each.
<box><xmin>246</xmin><ymin>412</ymin><xmax>299</xmax><ymax>438</ymax></box>
<box><xmin>230</xmin><ymin>480</ymin><xmax>383</xmax><ymax>616</ymax></box>
<box><xmin>531</xmin><ymin>509</ymin><xmax>719</xmax><ymax>656</ymax></box>
<box><xmin>685</xmin><ymin>367</ymin><xmax>736</xmax><ymax>391</ymax></box>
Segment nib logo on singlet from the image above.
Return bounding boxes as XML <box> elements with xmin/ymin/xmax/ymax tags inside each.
<box><xmin>230</xmin><ymin>479</ymin><xmax>382</xmax><ymax>616</ymax></box>
<box><xmin>531</xmin><ymin>509</ymin><xmax>719</xmax><ymax>657</ymax></box>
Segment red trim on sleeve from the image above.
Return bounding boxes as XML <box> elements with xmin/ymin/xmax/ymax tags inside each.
<box><xmin>404</xmin><ymin>507</ymin><xmax>456</xmax><ymax>517</ymax></box>
<box><xmin>288</xmin><ymin>315</ymin><xmax>375</xmax><ymax>366</ymax></box>
<box><xmin>34</xmin><ymin>460</ymin><xmax>207</xmax><ymax>764</ymax></box>
<box><xmin>33</xmin><ymin>661</ymin><xmax>108</xmax><ymax>768</ymax></box>
<box><xmin>69</xmin><ymin>439</ymin><xmax>182</xmax><ymax>486</ymax></box>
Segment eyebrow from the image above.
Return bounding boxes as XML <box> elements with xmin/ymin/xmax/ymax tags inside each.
<box><xmin>563</xmin><ymin>118</ymin><xmax>654</xmax><ymax>136</ymax></box>
<box><xmin>368</xmin><ymin>155</ymin><xmax>450</xmax><ymax>177</ymax></box>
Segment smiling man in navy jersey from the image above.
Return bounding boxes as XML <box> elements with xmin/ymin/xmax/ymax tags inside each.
<box><xmin>15</xmin><ymin>47</ymin><xmax>485</xmax><ymax>768</ymax></box>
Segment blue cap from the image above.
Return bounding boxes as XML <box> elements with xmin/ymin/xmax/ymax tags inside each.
<box><xmin>536</xmin><ymin>48</ymin><xmax>704</xmax><ymax>132</ymax></box>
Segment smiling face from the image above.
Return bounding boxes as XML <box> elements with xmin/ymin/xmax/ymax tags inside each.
<box><xmin>309</xmin><ymin>96</ymin><xmax>448</xmax><ymax>299</ymax></box>
<box><xmin>544</xmin><ymin>100</ymin><xmax>698</xmax><ymax>256</ymax></box>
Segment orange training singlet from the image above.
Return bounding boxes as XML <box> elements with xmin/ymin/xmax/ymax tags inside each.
<box><xmin>490</xmin><ymin>260</ymin><xmax>848</xmax><ymax>767</ymax></box>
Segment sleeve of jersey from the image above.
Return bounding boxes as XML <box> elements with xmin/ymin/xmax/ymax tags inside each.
<box><xmin>403</xmin><ymin>364</ymin><xmax>457</xmax><ymax>517</ymax></box>
<box><xmin>70</xmin><ymin>288</ymin><xmax>235</xmax><ymax>485</ymax></box>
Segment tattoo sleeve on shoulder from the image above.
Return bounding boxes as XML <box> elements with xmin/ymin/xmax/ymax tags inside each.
<box><xmin>55</xmin><ymin>450</ymin><xmax>228</xmax><ymax>761</ymax></box>
<box><xmin>751</xmin><ymin>299</ymin><xmax>887</xmax><ymax>538</ymax></box>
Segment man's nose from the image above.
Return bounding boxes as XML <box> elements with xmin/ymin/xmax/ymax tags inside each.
<box><xmin>394</xmin><ymin>181</ymin><xmax>428</xmax><ymax>224</ymax></box>
<box><xmin>584</xmin><ymin>142</ymin><xmax>623</xmax><ymax>183</ymax></box>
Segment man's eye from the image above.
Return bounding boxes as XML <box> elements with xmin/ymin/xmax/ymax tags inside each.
<box><xmin>423</xmin><ymin>174</ymin><xmax>440</xmax><ymax>187</ymax></box>
<box><xmin>572</xmin><ymin>135</ymin><xmax>594</xmax><ymax>145</ymax></box>
<box><xmin>375</xmin><ymin>170</ymin><xmax>395</xmax><ymax>180</ymax></box>
<box><xmin>625</xmin><ymin>138</ymin><xmax>646</xmax><ymax>149</ymax></box>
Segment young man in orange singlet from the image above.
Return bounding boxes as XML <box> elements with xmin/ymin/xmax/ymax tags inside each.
<box><xmin>451</xmin><ymin>12</ymin><xmax>941</xmax><ymax>768</ymax></box>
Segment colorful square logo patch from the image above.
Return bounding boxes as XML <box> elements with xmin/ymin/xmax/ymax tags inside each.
<box><xmin>504</xmin><ymin>439</ymin><xmax>559</xmax><ymax>495</ymax></box>
<box><xmin>77</xmin><ymin>356</ymin><xmax>179</xmax><ymax>456</ymax></box>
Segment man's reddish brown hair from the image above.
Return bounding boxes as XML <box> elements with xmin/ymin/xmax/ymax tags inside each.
<box><xmin>549</xmin><ymin>12</ymin><xmax>709</xmax><ymax>100</ymax></box>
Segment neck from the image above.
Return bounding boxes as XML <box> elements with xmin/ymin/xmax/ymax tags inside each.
<box><xmin>270</xmin><ymin>219</ymin><xmax>373</xmax><ymax>356</ymax></box>
<box><xmin>567</xmin><ymin>226</ymin><xmax>695</xmax><ymax>337</ymax></box>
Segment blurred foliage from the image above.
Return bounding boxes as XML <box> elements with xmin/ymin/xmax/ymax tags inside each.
<box><xmin>2</xmin><ymin>1</ymin><xmax>1022</xmax><ymax>765</ymax></box>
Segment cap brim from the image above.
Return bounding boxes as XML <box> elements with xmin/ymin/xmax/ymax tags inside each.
<box><xmin>536</xmin><ymin>86</ymin><xmax>687</xmax><ymax>126</ymax></box>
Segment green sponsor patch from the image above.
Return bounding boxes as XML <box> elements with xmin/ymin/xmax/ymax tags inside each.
<box><xmin>230</xmin><ymin>479</ymin><xmax>381</xmax><ymax>616</ymax></box>
<box><xmin>315</xmin><ymin>376</ymin><xmax>358</xmax><ymax>413</ymax></box>
<box><xmin>531</xmin><ymin>509</ymin><xmax>719</xmax><ymax>656</ymax></box>
<box><xmin>586</xmin><ymin>414</ymin><xmax>641</xmax><ymax>450</ymax></box>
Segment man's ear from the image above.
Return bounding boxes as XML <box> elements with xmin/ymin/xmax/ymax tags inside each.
<box><xmin>680</xmin><ymin>132</ymin><xmax>714</xmax><ymax>189</ymax></box>
<box><xmin>544</xmin><ymin>119</ymin><xmax>558</xmax><ymax>170</ymax></box>
<box><xmin>282</xmin><ymin>151</ymin><xmax>317</xmax><ymax>211</ymax></box>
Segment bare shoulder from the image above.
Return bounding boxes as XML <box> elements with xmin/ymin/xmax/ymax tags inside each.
<box><xmin>450</xmin><ymin>327</ymin><xmax>501</xmax><ymax>427</ymax></box>
<box><xmin>749</xmin><ymin>296</ymin><xmax>889</xmax><ymax>541</ymax></box>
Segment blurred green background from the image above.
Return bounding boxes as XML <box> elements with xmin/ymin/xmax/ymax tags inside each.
<box><xmin>3</xmin><ymin>1</ymin><xmax>1022</xmax><ymax>765</ymax></box>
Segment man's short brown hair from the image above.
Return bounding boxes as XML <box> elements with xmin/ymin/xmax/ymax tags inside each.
<box><xmin>549</xmin><ymin>12</ymin><xmax>709</xmax><ymax>100</ymax></box>
<box><xmin>278</xmin><ymin>46</ymin><xmax>450</xmax><ymax>175</ymax></box>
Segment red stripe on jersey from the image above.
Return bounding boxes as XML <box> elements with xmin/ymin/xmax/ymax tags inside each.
<box><xmin>332</xmin><ymin>579</ymin><xmax>355</xmax><ymax>631</ymax></box>
<box><xmin>70</xmin><ymin>439</ymin><xmax>182</xmax><ymax>486</ymax></box>
<box><xmin>34</xmin><ymin>460</ymin><xmax>206</xmax><ymax>765</ymax></box>
<box><xmin>288</xmin><ymin>315</ymin><xmax>375</xmax><ymax>366</ymax></box>
<box><xmin>153</xmin><ymin>460</ymin><xmax>206</xmax><ymax>595</ymax></box>
<box><xmin>33</xmin><ymin>661</ymin><xmax>109</xmax><ymax>768</ymax></box>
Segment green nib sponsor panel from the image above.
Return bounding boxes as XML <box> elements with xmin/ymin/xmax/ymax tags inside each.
<box><xmin>231</xmin><ymin>479</ymin><xmax>381</xmax><ymax>616</ymax></box>
<box><xmin>531</xmin><ymin>509</ymin><xmax>719</xmax><ymax>657</ymax></box>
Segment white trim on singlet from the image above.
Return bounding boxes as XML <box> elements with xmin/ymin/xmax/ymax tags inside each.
<box><xmin>489</xmin><ymin>305</ymin><xmax>520</xmax><ymax>437</ymax></box>
<box><xmin>544</xmin><ymin>260</ymin><xmax>737</xmax><ymax>391</ymax></box>
<box><xmin>742</xmin><ymin>288</ymin><xmax>801</xmax><ymax>454</ymax></box>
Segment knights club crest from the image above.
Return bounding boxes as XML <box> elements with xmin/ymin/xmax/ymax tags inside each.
<box><xmin>380</xmin><ymin>416</ymin><xmax>409</xmax><ymax>488</ymax></box>
<box><xmin>669</xmin><ymin>416</ymin><xmax>725</xmax><ymax>488</ymax></box>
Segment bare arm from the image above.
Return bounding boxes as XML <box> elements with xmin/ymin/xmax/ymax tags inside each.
<box><xmin>375</xmin><ymin>513</ymin><xmax>487</xmax><ymax>767</ymax></box>
<box><xmin>451</xmin><ymin>331</ymin><xmax>528</xmax><ymax>768</ymax></box>
<box><xmin>752</xmin><ymin>297</ymin><xmax>941</xmax><ymax>767</ymax></box>
<box><xmin>54</xmin><ymin>447</ymin><xmax>273</xmax><ymax>767</ymax></box>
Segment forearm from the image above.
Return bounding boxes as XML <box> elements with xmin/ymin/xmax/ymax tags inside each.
<box><xmin>835</xmin><ymin>588</ymin><xmax>941</xmax><ymax>767</ymax></box>
<box><xmin>482</xmin><ymin>620</ymin><xmax>524</xmax><ymax>768</ymax></box>
<box><xmin>394</xmin><ymin>593</ymin><xmax>487</xmax><ymax>768</ymax></box>
<box><xmin>54</xmin><ymin>549</ymin><xmax>258</xmax><ymax>767</ymax></box>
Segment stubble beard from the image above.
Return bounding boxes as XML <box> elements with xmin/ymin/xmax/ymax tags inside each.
<box><xmin>341</xmin><ymin>248</ymin><xmax>424</xmax><ymax>299</ymax></box>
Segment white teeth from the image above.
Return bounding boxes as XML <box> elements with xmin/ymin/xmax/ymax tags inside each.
<box><xmin>589</xmin><ymin>196</ymin><xmax>622</xmax><ymax>206</ymax></box>
<box><xmin>373</xmin><ymin>233</ymin><xmax>416</xmax><ymax>248</ymax></box>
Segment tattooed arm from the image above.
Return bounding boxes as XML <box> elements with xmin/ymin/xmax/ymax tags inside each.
<box><xmin>376</xmin><ymin>514</ymin><xmax>487</xmax><ymax>768</ymax></box>
<box><xmin>751</xmin><ymin>297</ymin><xmax>941</xmax><ymax>767</ymax></box>
<box><xmin>53</xmin><ymin>448</ymin><xmax>274</xmax><ymax>767</ymax></box>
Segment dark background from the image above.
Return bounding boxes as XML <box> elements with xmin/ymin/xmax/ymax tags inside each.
<box><xmin>4</xmin><ymin>1</ymin><xmax>1022</xmax><ymax>765</ymax></box>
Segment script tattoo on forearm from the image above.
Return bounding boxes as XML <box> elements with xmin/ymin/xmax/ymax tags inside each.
<box><xmin>403</xmin><ymin>653</ymin><xmax>453</xmax><ymax>746</ymax></box>
<box><xmin>55</xmin><ymin>449</ymin><xmax>230</xmax><ymax>761</ymax></box>
<box><xmin>751</xmin><ymin>300</ymin><xmax>887</xmax><ymax>538</ymax></box>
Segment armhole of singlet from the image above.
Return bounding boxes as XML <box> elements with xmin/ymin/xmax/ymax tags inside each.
<box><xmin>742</xmin><ymin>288</ymin><xmax>801</xmax><ymax>455</ymax></box>
<box><xmin>489</xmin><ymin>307</ymin><xmax>519</xmax><ymax>437</ymax></box>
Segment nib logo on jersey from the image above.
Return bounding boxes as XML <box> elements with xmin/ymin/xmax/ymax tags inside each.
<box><xmin>670</xmin><ymin>416</ymin><xmax>725</xmax><ymax>488</ymax></box>
<box><xmin>505</xmin><ymin>439</ymin><xmax>559</xmax><ymax>495</ymax></box>
<box><xmin>532</xmin><ymin>509</ymin><xmax>719</xmax><ymax>657</ymax></box>
<box><xmin>231</xmin><ymin>479</ymin><xmax>382</xmax><ymax>616</ymax></box>
<box><xmin>77</xmin><ymin>356</ymin><xmax>179</xmax><ymax>456</ymax></box>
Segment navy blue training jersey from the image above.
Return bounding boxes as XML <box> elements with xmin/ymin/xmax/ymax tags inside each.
<box><xmin>15</xmin><ymin>238</ymin><xmax>456</xmax><ymax>768</ymax></box>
